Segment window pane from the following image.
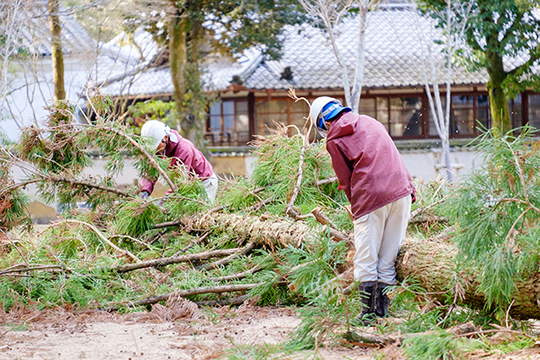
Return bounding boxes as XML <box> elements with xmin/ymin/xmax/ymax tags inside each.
<box><xmin>223</xmin><ymin>101</ymin><xmax>235</xmax><ymax>115</ymax></box>
<box><xmin>376</xmin><ymin>97</ymin><xmax>389</xmax><ymax>130</ymax></box>
<box><xmin>235</xmin><ymin>101</ymin><xmax>249</xmax><ymax>139</ymax></box>
<box><xmin>360</xmin><ymin>98</ymin><xmax>376</xmax><ymax>118</ymax></box>
<box><xmin>428</xmin><ymin>96</ymin><xmax>446</xmax><ymax>136</ymax></box>
<box><xmin>223</xmin><ymin>114</ymin><xmax>234</xmax><ymax>134</ymax></box>
<box><xmin>451</xmin><ymin>95</ymin><xmax>474</xmax><ymax>134</ymax></box>
<box><xmin>528</xmin><ymin>94</ymin><xmax>540</xmax><ymax>129</ymax></box>
<box><xmin>255</xmin><ymin>100</ymin><xmax>287</xmax><ymax>114</ymax></box>
<box><xmin>210</xmin><ymin>115</ymin><xmax>221</xmax><ymax>133</ymax></box>
<box><xmin>256</xmin><ymin>113</ymin><xmax>288</xmax><ymax>135</ymax></box>
<box><xmin>237</xmin><ymin>114</ymin><xmax>249</xmax><ymax>132</ymax></box>
<box><xmin>510</xmin><ymin>94</ymin><xmax>522</xmax><ymax>129</ymax></box>
<box><xmin>255</xmin><ymin>100</ymin><xmax>288</xmax><ymax>135</ymax></box>
<box><xmin>390</xmin><ymin>97</ymin><xmax>422</xmax><ymax>137</ymax></box>
<box><xmin>476</xmin><ymin>95</ymin><xmax>490</xmax><ymax>132</ymax></box>
<box><xmin>236</xmin><ymin>101</ymin><xmax>248</xmax><ymax>114</ymax></box>
<box><xmin>291</xmin><ymin>99</ymin><xmax>309</xmax><ymax>113</ymax></box>
<box><xmin>209</xmin><ymin>102</ymin><xmax>221</xmax><ymax>116</ymax></box>
<box><xmin>290</xmin><ymin>113</ymin><xmax>309</xmax><ymax>132</ymax></box>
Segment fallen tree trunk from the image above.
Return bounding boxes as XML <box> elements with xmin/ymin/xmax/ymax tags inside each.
<box><xmin>396</xmin><ymin>236</ymin><xmax>540</xmax><ymax>320</ymax></box>
<box><xmin>155</xmin><ymin>212</ymin><xmax>316</xmax><ymax>248</ymax></box>
<box><xmin>155</xmin><ymin>212</ymin><xmax>540</xmax><ymax>319</ymax></box>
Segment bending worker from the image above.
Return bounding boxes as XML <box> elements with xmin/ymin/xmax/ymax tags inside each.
<box><xmin>310</xmin><ymin>97</ymin><xmax>415</xmax><ymax>324</ymax></box>
<box><xmin>139</xmin><ymin>120</ymin><xmax>218</xmax><ymax>203</ymax></box>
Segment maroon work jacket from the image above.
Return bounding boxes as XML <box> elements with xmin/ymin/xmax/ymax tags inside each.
<box><xmin>141</xmin><ymin>130</ymin><xmax>213</xmax><ymax>195</ymax></box>
<box><xmin>326</xmin><ymin>112</ymin><xmax>416</xmax><ymax>220</ymax></box>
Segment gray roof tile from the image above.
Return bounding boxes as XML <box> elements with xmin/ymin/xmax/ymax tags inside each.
<box><xmin>100</xmin><ymin>6</ymin><xmax>538</xmax><ymax>97</ymax></box>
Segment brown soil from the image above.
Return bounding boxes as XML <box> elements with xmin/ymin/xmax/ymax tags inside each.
<box><xmin>0</xmin><ymin>304</ymin><xmax>375</xmax><ymax>360</ymax></box>
<box><xmin>2</xmin><ymin>304</ymin><xmax>540</xmax><ymax>360</ymax></box>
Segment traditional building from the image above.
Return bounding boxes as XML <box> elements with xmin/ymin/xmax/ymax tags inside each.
<box><xmin>98</xmin><ymin>4</ymin><xmax>540</xmax><ymax>176</ymax></box>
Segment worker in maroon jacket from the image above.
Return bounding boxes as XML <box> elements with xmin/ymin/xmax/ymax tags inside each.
<box><xmin>139</xmin><ymin>120</ymin><xmax>218</xmax><ymax>202</ymax></box>
<box><xmin>310</xmin><ymin>97</ymin><xmax>416</xmax><ymax>325</ymax></box>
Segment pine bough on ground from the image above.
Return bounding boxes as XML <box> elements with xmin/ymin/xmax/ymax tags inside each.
<box><xmin>1</xmin><ymin>98</ymin><xmax>540</xmax><ymax>357</ymax></box>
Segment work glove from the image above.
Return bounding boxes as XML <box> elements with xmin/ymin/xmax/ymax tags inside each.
<box><xmin>139</xmin><ymin>191</ymin><xmax>150</xmax><ymax>199</ymax></box>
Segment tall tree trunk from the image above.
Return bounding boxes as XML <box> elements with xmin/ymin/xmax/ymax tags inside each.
<box><xmin>48</xmin><ymin>0</ymin><xmax>65</xmax><ymax>101</ymax></box>
<box><xmin>350</xmin><ymin>7</ymin><xmax>367</xmax><ymax>114</ymax></box>
<box><xmin>169</xmin><ymin>10</ymin><xmax>187</xmax><ymax>131</ymax></box>
<box><xmin>182</xmin><ymin>18</ymin><xmax>206</xmax><ymax>151</ymax></box>
<box><xmin>486</xmin><ymin>50</ymin><xmax>511</xmax><ymax>135</ymax></box>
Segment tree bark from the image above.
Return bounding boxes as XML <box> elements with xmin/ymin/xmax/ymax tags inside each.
<box><xmin>155</xmin><ymin>212</ymin><xmax>316</xmax><ymax>248</ymax></box>
<box><xmin>48</xmin><ymin>0</ymin><xmax>65</xmax><ymax>101</ymax></box>
<box><xmin>486</xmin><ymin>39</ymin><xmax>511</xmax><ymax>134</ymax></box>
<box><xmin>169</xmin><ymin>9</ymin><xmax>187</xmax><ymax>130</ymax></box>
<box><xmin>396</xmin><ymin>236</ymin><xmax>540</xmax><ymax>320</ymax></box>
<box><xmin>156</xmin><ymin>212</ymin><xmax>540</xmax><ymax>319</ymax></box>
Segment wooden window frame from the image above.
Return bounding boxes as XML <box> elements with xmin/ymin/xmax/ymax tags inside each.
<box><xmin>205</xmin><ymin>98</ymin><xmax>250</xmax><ymax>146</ymax></box>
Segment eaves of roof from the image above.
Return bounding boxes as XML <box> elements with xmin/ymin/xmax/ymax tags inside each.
<box><xmin>99</xmin><ymin>6</ymin><xmax>538</xmax><ymax>98</ymax></box>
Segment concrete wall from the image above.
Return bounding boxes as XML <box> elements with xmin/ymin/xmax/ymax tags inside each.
<box><xmin>15</xmin><ymin>147</ymin><xmax>483</xmax><ymax>223</ymax></box>
<box><xmin>401</xmin><ymin>148</ymin><xmax>482</xmax><ymax>183</ymax></box>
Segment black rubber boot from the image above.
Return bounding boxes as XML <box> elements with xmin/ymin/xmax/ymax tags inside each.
<box><xmin>355</xmin><ymin>281</ymin><xmax>377</xmax><ymax>326</ymax></box>
<box><xmin>375</xmin><ymin>282</ymin><xmax>391</xmax><ymax>318</ymax></box>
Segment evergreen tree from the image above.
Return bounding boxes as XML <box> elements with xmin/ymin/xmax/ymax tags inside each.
<box><xmin>420</xmin><ymin>0</ymin><xmax>540</xmax><ymax>134</ymax></box>
<box><xmin>131</xmin><ymin>0</ymin><xmax>307</xmax><ymax>149</ymax></box>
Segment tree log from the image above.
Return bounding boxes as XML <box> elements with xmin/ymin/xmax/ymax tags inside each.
<box><xmin>156</xmin><ymin>212</ymin><xmax>316</xmax><ymax>248</ymax></box>
<box><xmin>155</xmin><ymin>212</ymin><xmax>540</xmax><ymax>319</ymax></box>
<box><xmin>396</xmin><ymin>236</ymin><xmax>540</xmax><ymax>320</ymax></box>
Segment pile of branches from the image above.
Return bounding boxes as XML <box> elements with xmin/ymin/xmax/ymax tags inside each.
<box><xmin>2</xmin><ymin>94</ymin><xmax>540</xmax><ymax>357</ymax></box>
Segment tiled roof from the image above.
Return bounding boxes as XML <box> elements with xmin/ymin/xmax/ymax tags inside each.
<box><xmin>99</xmin><ymin>5</ymin><xmax>537</xmax><ymax>97</ymax></box>
<box><xmin>242</xmin><ymin>7</ymin><xmax>488</xmax><ymax>90</ymax></box>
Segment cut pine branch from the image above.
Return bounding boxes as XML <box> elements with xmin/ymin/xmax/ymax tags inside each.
<box><xmin>102</xmin><ymin>283</ymin><xmax>259</xmax><ymax>311</ymax></box>
<box><xmin>311</xmin><ymin>207</ymin><xmax>353</xmax><ymax>247</ymax></box>
<box><xmin>209</xmin><ymin>264</ymin><xmax>265</xmax><ymax>282</ymax></box>
<box><xmin>113</xmin><ymin>248</ymin><xmax>240</xmax><ymax>273</ymax></box>
<box><xmin>198</xmin><ymin>242</ymin><xmax>257</xmax><ymax>271</ymax></box>
<box><xmin>54</xmin><ymin>220</ymin><xmax>141</xmax><ymax>263</ymax></box>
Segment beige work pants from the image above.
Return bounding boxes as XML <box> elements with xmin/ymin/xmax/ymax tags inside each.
<box><xmin>202</xmin><ymin>172</ymin><xmax>218</xmax><ymax>203</ymax></box>
<box><xmin>352</xmin><ymin>195</ymin><xmax>411</xmax><ymax>285</ymax></box>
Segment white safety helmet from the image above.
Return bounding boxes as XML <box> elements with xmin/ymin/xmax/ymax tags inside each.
<box><xmin>141</xmin><ymin>120</ymin><xmax>171</xmax><ymax>150</ymax></box>
<box><xmin>309</xmin><ymin>97</ymin><xmax>351</xmax><ymax>138</ymax></box>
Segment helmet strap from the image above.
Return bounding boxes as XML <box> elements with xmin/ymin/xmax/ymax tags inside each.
<box><xmin>318</xmin><ymin>117</ymin><xmax>328</xmax><ymax>131</ymax></box>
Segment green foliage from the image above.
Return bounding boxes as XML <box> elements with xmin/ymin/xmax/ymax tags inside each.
<box><xmin>222</xmin><ymin>125</ymin><xmax>346</xmax><ymax>217</ymax></box>
<box><xmin>133</xmin><ymin>0</ymin><xmax>306</xmax><ymax>60</ymax></box>
<box><xmin>17</xmin><ymin>101</ymin><xmax>91</xmax><ymax>176</ymax></box>
<box><xmin>126</xmin><ymin>100</ymin><xmax>178</xmax><ymax>130</ymax></box>
<box><xmin>161</xmin><ymin>166</ymin><xmax>209</xmax><ymax>216</ymax></box>
<box><xmin>445</xmin><ymin>127</ymin><xmax>540</xmax><ymax>308</ymax></box>
<box><xmin>281</xmin><ymin>231</ymin><xmax>347</xmax><ymax>298</ymax></box>
<box><xmin>114</xmin><ymin>200</ymin><xmax>163</xmax><ymax>237</ymax></box>
<box><xmin>283</xmin><ymin>234</ymin><xmax>360</xmax><ymax>349</ymax></box>
<box><xmin>403</xmin><ymin>330</ymin><xmax>485</xmax><ymax>360</ymax></box>
<box><xmin>419</xmin><ymin>0</ymin><xmax>540</xmax><ymax>132</ymax></box>
<box><xmin>0</xmin><ymin>162</ymin><xmax>31</xmax><ymax>232</ymax></box>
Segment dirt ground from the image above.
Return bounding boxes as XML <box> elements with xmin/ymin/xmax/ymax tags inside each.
<box><xmin>0</xmin><ymin>304</ymin><xmax>376</xmax><ymax>360</ymax></box>
<box><xmin>3</xmin><ymin>300</ymin><xmax>540</xmax><ymax>360</ymax></box>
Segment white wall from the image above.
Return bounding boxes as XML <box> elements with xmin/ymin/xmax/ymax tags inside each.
<box><xmin>1</xmin><ymin>55</ymin><xmax>98</xmax><ymax>142</ymax></box>
<box><xmin>401</xmin><ymin>148</ymin><xmax>482</xmax><ymax>183</ymax></box>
